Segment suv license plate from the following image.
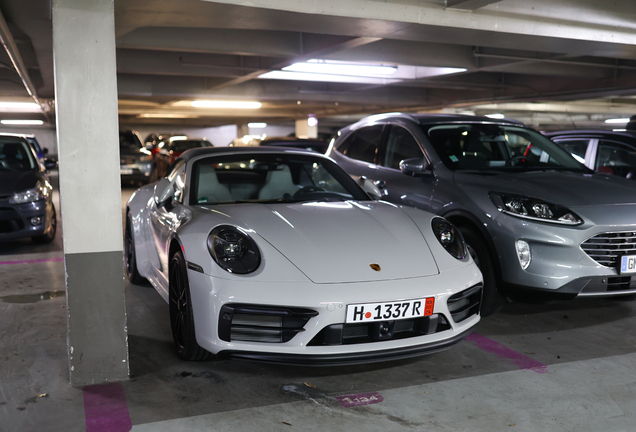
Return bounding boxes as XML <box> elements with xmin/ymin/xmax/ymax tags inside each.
<box><xmin>620</xmin><ymin>255</ymin><xmax>636</xmax><ymax>274</ymax></box>
<box><xmin>345</xmin><ymin>298</ymin><xmax>435</xmax><ymax>323</ymax></box>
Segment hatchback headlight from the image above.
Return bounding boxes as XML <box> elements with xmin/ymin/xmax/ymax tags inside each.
<box><xmin>9</xmin><ymin>182</ymin><xmax>49</xmax><ymax>204</ymax></box>
<box><xmin>431</xmin><ymin>217</ymin><xmax>468</xmax><ymax>261</ymax></box>
<box><xmin>489</xmin><ymin>193</ymin><xmax>582</xmax><ymax>225</ymax></box>
<box><xmin>207</xmin><ymin>225</ymin><xmax>261</xmax><ymax>274</ymax></box>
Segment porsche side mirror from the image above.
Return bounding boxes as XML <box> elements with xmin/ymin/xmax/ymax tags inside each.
<box><xmin>399</xmin><ymin>158</ymin><xmax>430</xmax><ymax>177</ymax></box>
<box><xmin>357</xmin><ymin>176</ymin><xmax>382</xmax><ymax>200</ymax></box>
<box><xmin>154</xmin><ymin>178</ymin><xmax>174</xmax><ymax>207</ymax></box>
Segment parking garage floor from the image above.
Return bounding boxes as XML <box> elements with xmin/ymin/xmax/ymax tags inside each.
<box><xmin>3</xmin><ymin>178</ymin><xmax>636</xmax><ymax>432</ymax></box>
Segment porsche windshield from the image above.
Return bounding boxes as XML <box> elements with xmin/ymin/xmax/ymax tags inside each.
<box><xmin>190</xmin><ymin>153</ymin><xmax>369</xmax><ymax>205</ymax></box>
<box><xmin>423</xmin><ymin>123</ymin><xmax>587</xmax><ymax>173</ymax></box>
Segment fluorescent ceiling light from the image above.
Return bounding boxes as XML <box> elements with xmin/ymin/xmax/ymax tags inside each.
<box><xmin>285</xmin><ymin>60</ymin><xmax>397</xmax><ymax>77</ymax></box>
<box><xmin>485</xmin><ymin>113</ymin><xmax>505</xmax><ymax>119</ymax></box>
<box><xmin>259</xmin><ymin>59</ymin><xmax>466</xmax><ymax>85</ymax></box>
<box><xmin>605</xmin><ymin>118</ymin><xmax>630</xmax><ymax>124</ymax></box>
<box><xmin>191</xmin><ymin>100</ymin><xmax>261</xmax><ymax>109</ymax></box>
<box><xmin>0</xmin><ymin>102</ymin><xmax>42</xmax><ymax>113</ymax></box>
<box><xmin>169</xmin><ymin>135</ymin><xmax>188</xmax><ymax>142</ymax></box>
<box><xmin>248</xmin><ymin>122</ymin><xmax>267</xmax><ymax>129</ymax></box>
<box><xmin>613</xmin><ymin>129</ymin><xmax>627</xmax><ymax>132</ymax></box>
<box><xmin>259</xmin><ymin>71</ymin><xmax>402</xmax><ymax>85</ymax></box>
<box><xmin>1</xmin><ymin>119</ymin><xmax>44</xmax><ymax>125</ymax></box>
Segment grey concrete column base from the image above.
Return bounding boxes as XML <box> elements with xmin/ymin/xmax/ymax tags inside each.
<box><xmin>65</xmin><ymin>251</ymin><xmax>129</xmax><ymax>387</ymax></box>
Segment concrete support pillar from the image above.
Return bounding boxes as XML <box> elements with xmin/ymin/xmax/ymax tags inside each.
<box><xmin>52</xmin><ymin>0</ymin><xmax>129</xmax><ymax>386</ymax></box>
<box><xmin>237</xmin><ymin>123</ymin><xmax>249</xmax><ymax>138</ymax></box>
<box><xmin>295</xmin><ymin>118</ymin><xmax>318</xmax><ymax>139</ymax></box>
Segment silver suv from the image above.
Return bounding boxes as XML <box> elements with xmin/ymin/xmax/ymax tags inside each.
<box><xmin>329</xmin><ymin>113</ymin><xmax>636</xmax><ymax>315</ymax></box>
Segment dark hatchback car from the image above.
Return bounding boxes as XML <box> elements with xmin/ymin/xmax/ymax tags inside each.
<box><xmin>0</xmin><ymin>134</ymin><xmax>56</xmax><ymax>243</ymax></box>
<box><xmin>545</xmin><ymin>130</ymin><xmax>636</xmax><ymax>178</ymax></box>
<box><xmin>260</xmin><ymin>137</ymin><xmax>329</xmax><ymax>154</ymax></box>
<box><xmin>120</xmin><ymin>130</ymin><xmax>152</xmax><ymax>185</ymax></box>
<box><xmin>329</xmin><ymin>113</ymin><xmax>636</xmax><ymax>316</ymax></box>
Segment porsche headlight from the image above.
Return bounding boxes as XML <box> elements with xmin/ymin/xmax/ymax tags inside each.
<box><xmin>431</xmin><ymin>217</ymin><xmax>468</xmax><ymax>261</ymax></box>
<box><xmin>9</xmin><ymin>182</ymin><xmax>49</xmax><ymax>204</ymax></box>
<box><xmin>489</xmin><ymin>193</ymin><xmax>582</xmax><ymax>225</ymax></box>
<box><xmin>207</xmin><ymin>225</ymin><xmax>261</xmax><ymax>274</ymax></box>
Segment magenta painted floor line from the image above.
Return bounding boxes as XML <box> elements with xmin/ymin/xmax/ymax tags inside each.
<box><xmin>0</xmin><ymin>257</ymin><xmax>64</xmax><ymax>266</ymax></box>
<box><xmin>83</xmin><ymin>382</ymin><xmax>132</xmax><ymax>432</ymax></box>
<box><xmin>467</xmin><ymin>333</ymin><xmax>548</xmax><ymax>373</ymax></box>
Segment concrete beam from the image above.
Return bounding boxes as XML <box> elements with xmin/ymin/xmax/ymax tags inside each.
<box><xmin>52</xmin><ymin>0</ymin><xmax>129</xmax><ymax>386</ymax></box>
<box><xmin>445</xmin><ymin>0</ymin><xmax>502</xmax><ymax>10</ymax></box>
<box><xmin>207</xmin><ymin>0</ymin><xmax>636</xmax><ymax>47</ymax></box>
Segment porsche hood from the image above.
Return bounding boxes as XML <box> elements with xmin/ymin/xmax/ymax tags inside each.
<box><xmin>200</xmin><ymin>201</ymin><xmax>440</xmax><ymax>283</ymax></box>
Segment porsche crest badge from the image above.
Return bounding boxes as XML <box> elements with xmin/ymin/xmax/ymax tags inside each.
<box><xmin>370</xmin><ymin>263</ymin><xmax>381</xmax><ymax>272</ymax></box>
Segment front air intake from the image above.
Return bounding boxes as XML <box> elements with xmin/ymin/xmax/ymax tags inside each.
<box><xmin>218</xmin><ymin>304</ymin><xmax>318</xmax><ymax>343</ymax></box>
<box><xmin>447</xmin><ymin>284</ymin><xmax>482</xmax><ymax>323</ymax></box>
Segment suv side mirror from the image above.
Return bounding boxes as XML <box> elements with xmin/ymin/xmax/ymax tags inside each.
<box><xmin>399</xmin><ymin>158</ymin><xmax>430</xmax><ymax>177</ymax></box>
<box><xmin>154</xmin><ymin>178</ymin><xmax>174</xmax><ymax>207</ymax></box>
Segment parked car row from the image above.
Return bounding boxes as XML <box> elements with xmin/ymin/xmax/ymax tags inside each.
<box><xmin>124</xmin><ymin>113</ymin><xmax>636</xmax><ymax>364</ymax></box>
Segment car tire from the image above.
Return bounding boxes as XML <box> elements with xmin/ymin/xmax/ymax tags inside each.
<box><xmin>32</xmin><ymin>203</ymin><xmax>57</xmax><ymax>244</ymax></box>
<box><xmin>124</xmin><ymin>212</ymin><xmax>146</xmax><ymax>285</ymax></box>
<box><xmin>169</xmin><ymin>251</ymin><xmax>212</xmax><ymax>361</ymax></box>
<box><xmin>458</xmin><ymin>226</ymin><xmax>505</xmax><ymax>316</ymax></box>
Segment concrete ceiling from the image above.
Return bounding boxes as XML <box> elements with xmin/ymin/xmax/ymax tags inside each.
<box><xmin>2</xmin><ymin>0</ymin><xmax>636</xmax><ymax>132</ymax></box>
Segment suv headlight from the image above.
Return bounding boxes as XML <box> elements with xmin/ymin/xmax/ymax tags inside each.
<box><xmin>431</xmin><ymin>217</ymin><xmax>468</xmax><ymax>261</ymax></box>
<box><xmin>207</xmin><ymin>225</ymin><xmax>261</xmax><ymax>274</ymax></box>
<box><xmin>9</xmin><ymin>182</ymin><xmax>49</xmax><ymax>204</ymax></box>
<box><xmin>489</xmin><ymin>193</ymin><xmax>582</xmax><ymax>225</ymax></box>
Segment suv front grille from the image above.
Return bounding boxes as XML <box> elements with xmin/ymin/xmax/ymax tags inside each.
<box><xmin>581</xmin><ymin>231</ymin><xmax>636</xmax><ymax>267</ymax></box>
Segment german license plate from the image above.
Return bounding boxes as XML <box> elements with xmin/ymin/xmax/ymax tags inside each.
<box><xmin>345</xmin><ymin>297</ymin><xmax>435</xmax><ymax>323</ymax></box>
<box><xmin>120</xmin><ymin>167</ymin><xmax>133</xmax><ymax>175</ymax></box>
<box><xmin>620</xmin><ymin>255</ymin><xmax>636</xmax><ymax>274</ymax></box>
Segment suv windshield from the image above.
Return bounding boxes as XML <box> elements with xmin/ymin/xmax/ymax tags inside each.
<box><xmin>119</xmin><ymin>131</ymin><xmax>143</xmax><ymax>152</ymax></box>
<box><xmin>190</xmin><ymin>153</ymin><xmax>369</xmax><ymax>205</ymax></box>
<box><xmin>0</xmin><ymin>139</ymin><xmax>37</xmax><ymax>171</ymax></box>
<box><xmin>424</xmin><ymin>123</ymin><xmax>587</xmax><ymax>172</ymax></box>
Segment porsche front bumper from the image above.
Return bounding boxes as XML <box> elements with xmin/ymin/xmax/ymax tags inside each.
<box><xmin>186</xmin><ymin>263</ymin><xmax>482</xmax><ymax>363</ymax></box>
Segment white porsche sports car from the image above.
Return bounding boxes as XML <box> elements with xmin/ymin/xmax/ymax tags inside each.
<box><xmin>125</xmin><ymin>147</ymin><xmax>483</xmax><ymax>364</ymax></box>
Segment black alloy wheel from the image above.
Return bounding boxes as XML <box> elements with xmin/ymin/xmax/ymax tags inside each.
<box><xmin>33</xmin><ymin>203</ymin><xmax>57</xmax><ymax>244</ymax></box>
<box><xmin>459</xmin><ymin>226</ymin><xmax>505</xmax><ymax>317</ymax></box>
<box><xmin>169</xmin><ymin>251</ymin><xmax>212</xmax><ymax>361</ymax></box>
<box><xmin>124</xmin><ymin>213</ymin><xmax>146</xmax><ymax>284</ymax></box>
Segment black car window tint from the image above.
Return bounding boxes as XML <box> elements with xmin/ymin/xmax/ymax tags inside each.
<box><xmin>383</xmin><ymin>126</ymin><xmax>423</xmax><ymax>169</ymax></box>
<box><xmin>596</xmin><ymin>141</ymin><xmax>636</xmax><ymax>177</ymax></box>
<box><xmin>553</xmin><ymin>139</ymin><xmax>590</xmax><ymax>163</ymax></box>
<box><xmin>341</xmin><ymin>125</ymin><xmax>383</xmax><ymax>164</ymax></box>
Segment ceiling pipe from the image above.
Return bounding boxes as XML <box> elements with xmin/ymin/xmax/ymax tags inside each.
<box><xmin>473</xmin><ymin>51</ymin><xmax>636</xmax><ymax>71</ymax></box>
<box><xmin>0</xmin><ymin>8</ymin><xmax>45</xmax><ymax>111</ymax></box>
